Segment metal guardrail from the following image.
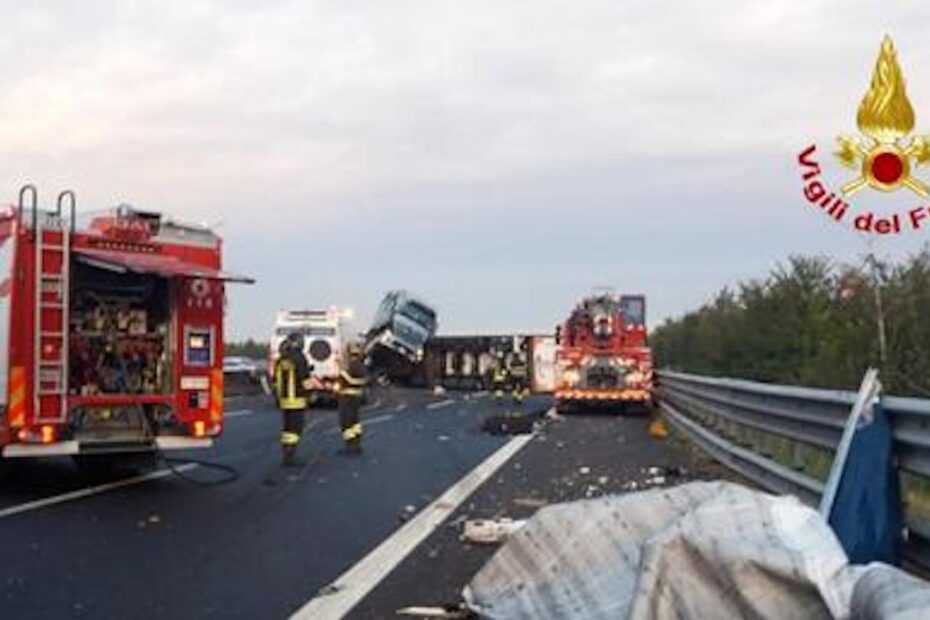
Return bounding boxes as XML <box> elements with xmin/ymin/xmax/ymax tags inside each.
<box><xmin>656</xmin><ymin>369</ymin><xmax>930</xmax><ymax>571</ymax></box>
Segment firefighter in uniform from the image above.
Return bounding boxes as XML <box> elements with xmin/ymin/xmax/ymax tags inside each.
<box><xmin>338</xmin><ymin>343</ymin><xmax>369</xmax><ymax>454</ymax></box>
<box><xmin>274</xmin><ymin>333</ymin><xmax>311</xmax><ymax>466</ymax></box>
<box><xmin>509</xmin><ymin>355</ymin><xmax>530</xmax><ymax>404</ymax></box>
<box><xmin>491</xmin><ymin>355</ymin><xmax>509</xmax><ymax>401</ymax></box>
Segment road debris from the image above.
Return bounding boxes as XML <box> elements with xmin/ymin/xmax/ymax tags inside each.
<box><xmin>461</xmin><ymin>518</ymin><xmax>526</xmax><ymax>544</ymax></box>
<box><xmin>513</xmin><ymin>497</ymin><xmax>548</xmax><ymax>509</ymax></box>
<box><xmin>399</xmin><ymin>504</ymin><xmax>418</xmax><ymax>522</ymax></box>
<box><xmin>463</xmin><ymin>481</ymin><xmax>930</xmax><ymax>620</ymax></box>
<box><xmin>578</xmin><ymin>466</ymin><xmax>591</xmax><ymax>475</ymax></box>
<box><xmin>346</xmin><ymin>406</ymin><xmax>748</xmax><ymax>617</ymax></box>
<box><xmin>544</xmin><ymin>408</ymin><xmax>563</xmax><ymax>421</ymax></box>
<box><xmin>648</xmin><ymin>418</ymin><xmax>669</xmax><ymax>439</ymax></box>
<box><xmin>396</xmin><ymin>604</ymin><xmax>475</xmax><ymax>618</ymax></box>
<box><xmin>317</xmin><ymin>583</ymin><xmax>342</xmax><ymax>597</ymax></box>
<box><xmin>481</xmin><ymin>412</ymin><xmax>536</xmax><ymax>435</ymax></box>
<box><xmin>447</xmin><ymin>514</ymin><xmax>469</xmax><ymax>530</ymax></box>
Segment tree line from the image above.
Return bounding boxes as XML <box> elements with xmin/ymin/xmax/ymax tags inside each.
<box><xmin>650</xmin><ymin>251</ymin><xmax>930</xmax><ymax>397</ymax></box>
<box><xmin>225</xmin><ymin>338</ymin><xmax>269</xmax><ymax>359</ymax></box>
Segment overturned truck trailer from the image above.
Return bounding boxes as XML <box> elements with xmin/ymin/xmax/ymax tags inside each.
<box><xmin>418</xmin><ymin>334</ymin><xmax>557</xmax><ymax>392</ymax></box>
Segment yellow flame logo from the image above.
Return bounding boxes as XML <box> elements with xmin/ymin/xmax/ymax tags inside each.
<box><xmin>857</xmin><ymin>37</ymin><xmax>914</xmax><ymax>143</ymax></box>
<box><xmin>836</xmin><ymin>36</ymin><xmax>930</xmax><ymax>197</ymax></box>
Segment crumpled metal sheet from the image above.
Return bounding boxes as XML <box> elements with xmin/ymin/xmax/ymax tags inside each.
<box><xmin>849</xmin><ymin>564</ymin><xmax>930</xmax><ymax>620</ymax></box>
<box><xmin>463</xmin><ymin>481</ymin><xmax>875</xmax><ymax>620</ymax></box>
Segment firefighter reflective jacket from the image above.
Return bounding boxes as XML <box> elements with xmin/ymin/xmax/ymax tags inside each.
<box><xmin>510</xmin><ymin>362</ymin><xmax>528</xmax><ymax>382</ymax></box>
<box><xmin>339</xmin><ymin>358</ymin><xmax>369</xmax><ymax>398</ymax></box>
<box><xmin>275</xmin><ymin>351</ymin><xmax>310</xmax><ymax>410</ymax></box>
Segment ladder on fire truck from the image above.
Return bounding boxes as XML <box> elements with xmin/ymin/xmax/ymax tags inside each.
<box><xmin>30</xmin><ymin>189</ymin><xmax>76</xmax><ymax>423</ymax></box>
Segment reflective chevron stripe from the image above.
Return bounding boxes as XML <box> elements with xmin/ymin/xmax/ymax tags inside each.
<box><xmin>210</xmin><ymin>369</ymin><xmax>223</xmax><ymax>422</ymax></box>
<box><xmin>8</xmin><ymin>366</ymin><xmax>26</xmax><ymax>428</ymax></box>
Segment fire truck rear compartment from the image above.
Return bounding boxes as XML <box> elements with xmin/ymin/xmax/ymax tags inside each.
<box><xmin>68</xmin><ymin>262</ymin><xmax>173</xmax><ymax>446</ymax></box>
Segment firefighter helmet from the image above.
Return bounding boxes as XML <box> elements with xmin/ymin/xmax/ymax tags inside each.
<box><xmin>284</xmin><ymin>332</ymin><xmax>305</xmax><ymax>353</ymax></box>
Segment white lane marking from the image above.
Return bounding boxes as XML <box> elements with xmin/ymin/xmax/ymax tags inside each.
<box><xmin>291</xmin><ymin>433</ymin><xmax>535</xmax><ymax>620</ymax></box>
<box><xmin>426</xmin><ymin>399</ymin><xmax>455</xmax><ymax>410</ymax></box>
<box><xmin>324</xmin><ymin>413</ymin><xmax>395</xmax><ymax>436</ymax></box>
<box><xmin>392</xmin><ymin>403</ymin><xmax>407</xmax><ymax>413</ymax></box>
<box><xmin>361</xmin><ymin>399</ymin><xmax>383</xmax><ymax>412</ymax></box>
<box><xmin>364</xmin><ymin>413</ymin><xmax>395</xmax><ymax>426</ymax></box>
<box><xmin>225</xmin><ymin>409</ymin><xmax>254</xmax><ymax>419</ymax></box>
<box><xmin>302</xmin><ymin>418</ymin><xmax>325</xmax><ymax>438</ymax></box>
<box><xmin>0</xmin><ymin>464</ymin><xmax>199</xmax><ymax>520</ymax></box>
<box><xmin>472</xmin><ymin>390</ymin><xmax>489</xmax><ymax>397</ymax></box>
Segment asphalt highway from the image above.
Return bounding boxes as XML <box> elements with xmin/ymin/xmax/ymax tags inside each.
<box><xmin>0</xmin><ymin>388</ymin><xmax>549</xmax><ymax>619</ymax></box>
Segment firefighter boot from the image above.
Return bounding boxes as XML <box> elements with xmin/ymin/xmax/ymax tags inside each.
<box><xmin>339</xmin><ymin>423</ymin><xmax>363</xmax><ymax>456</ymax></box>
<box><xmin>280</xmin><ymin>421</ymin><xmax>303</xmax><ymax>466</ymax></box>
<box><xmin>282</xmin><ymin>444</ymin><xmax>303</xmax><ymax>467</ymax></box>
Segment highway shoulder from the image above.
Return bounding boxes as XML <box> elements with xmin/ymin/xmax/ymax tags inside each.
<box><xmin>346</xmin><ymin>410</ymin><xmax>732</xmax><ymax>619</ymax></box>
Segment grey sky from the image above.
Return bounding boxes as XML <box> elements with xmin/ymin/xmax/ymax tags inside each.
<box><xmin>2</xmin><ymin>1</ymin><xmax>930</xmax><ymax>339</ymax></box>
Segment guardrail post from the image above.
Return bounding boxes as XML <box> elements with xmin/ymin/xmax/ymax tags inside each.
<box><xmin>792</xmin><ymin>442</ymin><xmax>804</xmax><ymax>471</ymax></box>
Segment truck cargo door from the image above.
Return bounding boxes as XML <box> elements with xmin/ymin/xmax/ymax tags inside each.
<box><xmin>532</xmin><ymin>336</ymin><xmax>558</xmax><ymax>393</ymax></box>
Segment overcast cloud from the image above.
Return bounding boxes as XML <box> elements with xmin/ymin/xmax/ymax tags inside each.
<box><xmin>3</xmin><ymin>1</ymin><xmax>930</xmax><ymax>338</ymax></box>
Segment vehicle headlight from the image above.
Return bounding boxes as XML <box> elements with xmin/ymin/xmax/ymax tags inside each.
<box><xmin>562</xmin><ymin>369</ymin><xmax>581</xmax><ymax>386</ymax></box>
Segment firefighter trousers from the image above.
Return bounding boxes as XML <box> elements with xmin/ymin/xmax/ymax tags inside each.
<box><xmin>280</xmin><ymin>408</ymin><xmax>306</xmax><ymax>454</ymax></box>
<box><xmin>338</xmin><ymin>397</ymin><xmax>363</xmax><ymax>451</ymax></box>
<box><xmin>493</xmin><ymin>383</ymin><xmax>510</xmax><ymax>400</ymax></box>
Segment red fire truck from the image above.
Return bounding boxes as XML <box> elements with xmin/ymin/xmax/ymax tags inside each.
<box><xmin>0</xmin><ymin>185</ymin><xmax>251</xmax><ymax>464</ymax></box>
<box><xmin>554</xmin><ymin>292</ymin><xmax>652</xmax><ymax>412</ymax></box>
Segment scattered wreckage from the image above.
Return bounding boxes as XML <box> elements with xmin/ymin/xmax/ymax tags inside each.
<box><xmin>400</xmin><ymin>481</ymin><xmax>930</xmax><ymax>620</ymax></box>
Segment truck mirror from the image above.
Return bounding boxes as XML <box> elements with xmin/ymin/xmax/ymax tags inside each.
<box><xmin>555</xmin><ymin>326</ymin><xmax>562</xmax><ymax>345</ymax></box>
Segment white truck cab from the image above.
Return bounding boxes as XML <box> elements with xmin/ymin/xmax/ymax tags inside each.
<box><xmin>270</xmin><ymin>309</ymin><xmax>346</xmax><ymax>402</ymax></box>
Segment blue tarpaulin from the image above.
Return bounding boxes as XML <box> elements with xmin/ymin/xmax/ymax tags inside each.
<box><xmin>827</xmin><ymin>400</ymin><xmax>901</xmax><ymax>564</ymax></box>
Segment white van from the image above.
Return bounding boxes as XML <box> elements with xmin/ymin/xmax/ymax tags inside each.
<box><xmin>269</xmin><ymin>309</ymin><xmax>345</xmax><ymax>403</ymax></box>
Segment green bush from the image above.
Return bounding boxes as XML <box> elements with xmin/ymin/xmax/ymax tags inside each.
<box><xmin>652</xmin><ymin>251</ymin><xmax>930</xmax><ymax>396</ymax></box>
<box><xmin>224</xmin><ymin>338</ymin><xmax>269</xmax><ymax>360</ymax></box>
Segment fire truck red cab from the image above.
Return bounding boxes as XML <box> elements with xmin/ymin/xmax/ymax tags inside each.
<box><xmin>0</xmin><ymin>185</ymin><xmax>251</xmax><ymax>461</ymax></box>
<box><xmin>554</xmin><ymin>292</ymin><xmax>653</xmax><ymax>412</ymax></box>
